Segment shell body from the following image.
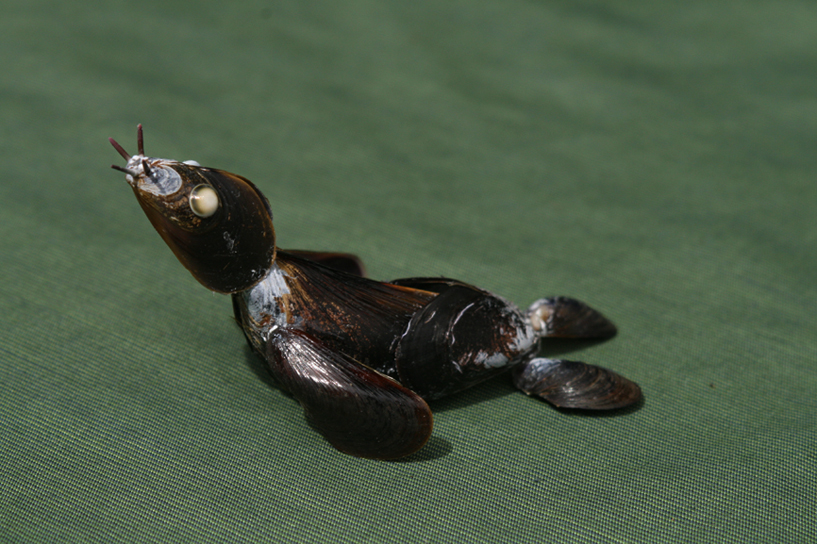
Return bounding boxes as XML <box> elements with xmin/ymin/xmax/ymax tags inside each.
<box><xmin>111</xmin><ymin>126</ymin><xmax>642</xmax><ymax>460</ymax></box>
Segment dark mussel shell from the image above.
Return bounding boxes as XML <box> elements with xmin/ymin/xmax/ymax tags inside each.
<box><xmin>394</xmin><ymin>284</ymin><xmax>536</xmax><ymax>400</ymax></box>
<box><xmin>266</xmin><ymin>328</ymin><xmax>433</xmax><ymax>460</ymax></box>
<box><xmin>529</xmin><ymin>297</ymin><xmax>617</xmax><ymax>339</ymax></box>
<box><xmin>135</xmin><ymin>166</ymin><xmax>276</xmax><ymax>294</ymax></box>
<box><xmin>512</xmin><ymin>358</ymin><xmax>642</xmax><ymax>410</ymax></box>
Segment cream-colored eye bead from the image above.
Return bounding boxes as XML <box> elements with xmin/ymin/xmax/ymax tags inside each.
<box><xmin>189</xmin><ymin>185</ymin><xmax>219</xmax><ymax>218</ymax></box>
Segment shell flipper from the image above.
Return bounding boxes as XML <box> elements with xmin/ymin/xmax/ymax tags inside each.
<box><xmin>527</xmin><ymin>297</ymin><xmax>617</xmax><ymax>339</ymax></box>
<box><xmin>512</xmin><ymin>358</ymin><xmax>641</xmax><ymax>410</ymax></box>
<box><xmin>266</xmin><ymin>328</ymin><xmax>433</xmax><ymax>460</ymax></box>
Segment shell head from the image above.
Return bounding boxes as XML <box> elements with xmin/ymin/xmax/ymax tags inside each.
<box><xmin>111</xmin><ymin>126</ymin><xmax>276</xmax><ymax>293</ymax></box>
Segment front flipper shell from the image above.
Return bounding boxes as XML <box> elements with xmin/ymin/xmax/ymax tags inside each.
<box><xmin>265</xmin><ymin>328</ymin><xmax>433</xmax><ymax>460</ymax></box>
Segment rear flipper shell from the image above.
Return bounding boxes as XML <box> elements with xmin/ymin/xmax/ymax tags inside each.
<box><xmin>512</xmin><ymin>358</ymin><xmax>642</xmax><ymax>410</ymax></box>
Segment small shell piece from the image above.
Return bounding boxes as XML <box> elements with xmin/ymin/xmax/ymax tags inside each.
<box><xmin>512</xmin><ymin>358</ymin><xmax>641</xmax><ymax>410</ymax></box>
<box><xmin>527</xmin><ymin>297</ymin><xmax>617</xmax><ymax>339</ymax></box>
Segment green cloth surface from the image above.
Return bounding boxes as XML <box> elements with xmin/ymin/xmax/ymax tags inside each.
<box><xmin>1</xmin><ymin>0</ymin><xmax>815</xmax><ymax>541</ymax></box>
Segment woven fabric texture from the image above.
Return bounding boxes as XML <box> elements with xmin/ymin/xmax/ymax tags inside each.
<box><xmin>1</xmin><ymin>0</ymin><xmax>815</xmax><ymax>541</ymax></box>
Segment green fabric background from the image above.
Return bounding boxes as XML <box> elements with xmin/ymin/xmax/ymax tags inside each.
<box><xmin>1</xmin><ymin>0</ymin><xmax>815</xmax><ymax>541</ymax></box>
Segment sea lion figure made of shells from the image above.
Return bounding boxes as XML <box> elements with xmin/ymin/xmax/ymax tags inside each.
<box><xmin>110</xmin><ymin>125</ymin><xmax>642</xmax><ymax>460</ymax></box>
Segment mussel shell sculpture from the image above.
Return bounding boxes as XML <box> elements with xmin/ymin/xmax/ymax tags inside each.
<box><xmin>110</xmin><ymin>126</ymin><xmax>641</xmax><ymax>460</ymax></box>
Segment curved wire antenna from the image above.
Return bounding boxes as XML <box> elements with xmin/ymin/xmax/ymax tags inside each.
<box><xmin>109</xmin><ymin>137</ymin><xmax>131</xmax><ymax>161</ymax></box>
<box><xmin>111</xmin><ymin>164</ymin><xmax>139</xmax><ymax>176</ymax></box>
<box><xmin>137</xmin><ymin>123</ymin><xmax>145</xmax><ymax>156</ymax></box>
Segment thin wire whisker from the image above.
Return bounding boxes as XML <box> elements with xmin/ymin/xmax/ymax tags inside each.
<box><xmin>109</xmin><ymin>138</ymin><xmax>131</xmax><ymax>161</ymax></box>
<box><xmin>137</xmin><ymin>124</ymin><xmax>145</xmax><ymax>156</ymax></box>
<box><xmin>111</xmin><ymin>164</ymin><xmax>139</xmax><ymax>176</ymax></box>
